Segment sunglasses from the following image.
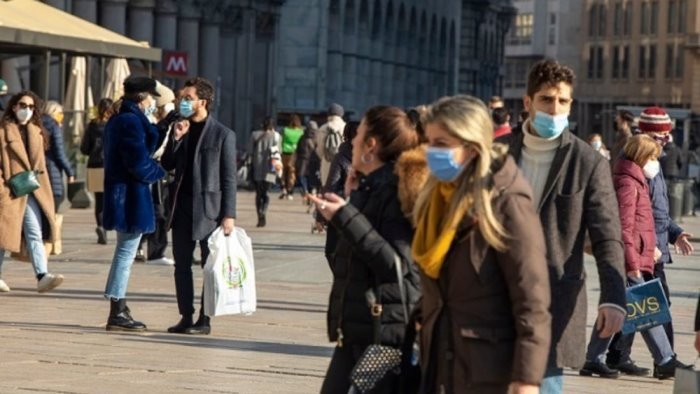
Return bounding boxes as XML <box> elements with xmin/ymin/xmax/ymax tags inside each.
<box><xmin>17</xmin><ymin>102</ymin><xmax>35</xmax><ymax>110</ymax></box>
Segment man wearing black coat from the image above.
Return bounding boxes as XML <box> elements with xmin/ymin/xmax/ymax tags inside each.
<box><xmin>161</xmin><ymin>77</ymin><xmax>237</xmax><ymax>335</ymax></box>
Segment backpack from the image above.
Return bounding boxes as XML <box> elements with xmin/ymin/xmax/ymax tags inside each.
<box><xmin>323</xmin><ymin>125</ymin><xmax>343</xmax><ymax>162</ymax></box>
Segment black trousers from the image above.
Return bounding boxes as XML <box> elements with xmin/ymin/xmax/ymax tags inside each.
<box><xmin>94</xmin><ymin>192</ymin><xmax>104</xmax><ymax>227</ymax></box>
<box><xmin>607</xmin><ymin>263</ymin><xmax>674</xmax><ymax>364</ymax></box>
<box><xmin>171</xmin><ymin>204</ymin><xmax>211</xmax><ymax>317</ymax></box>
<box><xmin>139</xmin><ymin>182</ymin><xmax>168</xmax><ymax>260</ymax></box>
<box><xmin>320</xmin><ymin>344</ymin><xmax>399</xmax><ymax>394</ymax></box>
<box><xmin>254</xmin><ymin>181</ymin><xmax>271</xmax><ymax>215</ymax></box>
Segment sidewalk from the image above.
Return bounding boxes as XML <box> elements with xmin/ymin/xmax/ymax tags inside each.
<box><xmin>0</xmin><ymin>191</ymin><xmax>698</xmax><ymax>393</ymax></box>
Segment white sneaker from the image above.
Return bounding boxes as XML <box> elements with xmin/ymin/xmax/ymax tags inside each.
<box><xmin>37</xmin><ymin>273</ymin><xmax>64</xmax><ymax>293</ymax></box>
<box><xmin>146</xmin><ymin>257</ymin><xmax>175</xmax><ymax>266</ymax></box>
<box><xmin>0</xmin><ymin>279</ymin><xmax>10</xmax><ymax>292</ymax></box>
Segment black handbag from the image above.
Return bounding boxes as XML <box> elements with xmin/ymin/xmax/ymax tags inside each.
<box><xmin>9</xmin><ymin>170</ymin><xmax>41</xmax><ymax>197</ymax></box>
<box><xmin>349</xmin><ymin>255</ymin><xmax>409</xmax><ymax>394</ymax></box>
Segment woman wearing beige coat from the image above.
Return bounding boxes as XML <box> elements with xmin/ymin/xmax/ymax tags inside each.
<box><xmin>0</xmin><ymin>91</ymin><xmax>64</xmax><ymax>293</ymax></box>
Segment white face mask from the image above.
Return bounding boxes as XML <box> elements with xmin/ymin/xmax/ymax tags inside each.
<box><xmin>643</xmin><ymin>160</ymin><xmax>660</xmax><ymax>179</ymax></box>
<box><xmin>16</xmin><ymin>108</ymin><xmax>33</xmax><ymax>124</ymax></box>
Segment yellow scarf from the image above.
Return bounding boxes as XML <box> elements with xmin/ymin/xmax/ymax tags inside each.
<box><xmin>412</xmin><ymin>182</ymin><xmax>466</xmax><ymax>279</ymax></box>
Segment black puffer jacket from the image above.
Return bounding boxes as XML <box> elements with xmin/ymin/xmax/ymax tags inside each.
<box><xmin>80</xmin><ymin>119</ymin><xmax>106</xmax><ymax>168</ymax></box>
<box><xmin>42</xmin><ymin>115</ymin><xmax>75</xmax><ymax>198</ymax></box>
<box><xmin>327</xmin><ymin>163</ymin><xmax>421</xmax><ymax>347</ymax></box>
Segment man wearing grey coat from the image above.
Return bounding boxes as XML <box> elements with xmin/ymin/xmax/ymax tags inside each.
<box><xmin>509</xmin><ymin>60</ymin><xmax>627</xmax><ymax>393</ymax></box>
<box><xmin>161</xmin><ymin>77</ymin><xmax>237</xmax><ymax>335</ymax></box>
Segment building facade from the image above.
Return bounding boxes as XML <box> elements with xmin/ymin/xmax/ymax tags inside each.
<box><xmin>458</xmin><ymin>0</ymin><xmax>516</xmax><ymax>101</ymax></box>
<box><xmin>276</xmin><ymin>0</ymin><xmax>462</xmax><ymax>119</ymax></box>
<box><xmin>579</xmin><ymin>0</ymin><xmax>700</xmax><ymax>145</ymax></box>
<box><xmin>503</xmin><ymin>0</ymin><xmax>584</xmax><ymax>124</ymax></box>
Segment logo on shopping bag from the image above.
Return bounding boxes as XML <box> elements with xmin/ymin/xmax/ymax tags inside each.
<box><xmin>223</xmin><ymin>255</ymin><xmax>247</xmax><ymax>289</ymax></box>
<box><xmin>621</xmin><ymin>279</ymin><xmax>671</xmax><ymax>334</ymax></box>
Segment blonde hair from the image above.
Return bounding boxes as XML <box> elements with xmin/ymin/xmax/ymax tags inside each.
<box><xmin>413</xmin><ymin>95</ymin><xmax>508</xmax><ymax>251</ymax></box>
<box><xmin>44</xmin><ymin>100</ymin><xmax>63</xmax><ymax>117</ymax></box>
<box><xmin>624</xmin><ymin>134</ymin><xmax>661</xmax><ymax>167</ymax></box>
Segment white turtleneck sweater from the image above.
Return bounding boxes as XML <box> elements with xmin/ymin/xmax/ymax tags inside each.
<box><xmin>519</xmin><ymin>121</ymin><xmax>562</xmax><ymax>207</ymax></box>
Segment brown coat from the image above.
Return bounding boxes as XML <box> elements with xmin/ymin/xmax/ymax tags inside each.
<box><xmin>0</xmin><ymin>121</ymin><xmax>56</xmax><ymax>252</ymax></box>
<box><xmin>398</xmin><ymin>153</ymin><xmax>551</xmax><ymax>392</ymax></box>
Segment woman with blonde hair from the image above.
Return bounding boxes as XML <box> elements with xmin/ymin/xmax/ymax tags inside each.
<box><xmin>411</xmin><ymin>95</ymin><xmax>551</xmax><ymax>393</ymax></box>
<box><xmin>42</xmin><ymin>100</ymin><xmax>75</xmax><ymax>212</ymax></box>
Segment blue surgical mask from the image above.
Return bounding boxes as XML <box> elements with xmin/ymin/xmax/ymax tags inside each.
<box><xmin>426</xmin><ymin>147</ymin><xmax>466</xmax><ymax>182</ymax></box>
<box><xmin>591</xmin><ymin>140</ymin><xmax>602</xmax><ymax>150</ymax></box>
<box><xmin>179</xmin><ymin>100</ymin><xmax>195</xmax><ymax>118</ymax></box>
<box><xmin>143</xmin><ymin>102</ymin><xmax>156</xmax><ymax>117</ymax></box>
<box><xmin>532</xmin><ymin>111</ymin><xmax>569</xmax><ymax>139</ymax></box>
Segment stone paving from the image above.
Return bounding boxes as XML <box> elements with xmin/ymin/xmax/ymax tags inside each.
<box><xmin>0</xmin><ymin>190</ymin><xmax>698</xmax><ymax>393</ymax></box>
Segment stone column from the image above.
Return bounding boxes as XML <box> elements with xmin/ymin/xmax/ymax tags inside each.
<box><xmin>45</xmin><ymin>0</ymin><xmax>68</xmax><ymax>11</ymax></box>
<box><xmin>154</xmin><ymin>0</ymin><xmax>178</xmax><ymax>52</ymax></box>
<box><xmin>177</xmin><ymin>1</ymin><xmax>201</xmax><ymax>77</ymax></box>
<box><xmin>233</xmin><ymin>7</ymin><xmax>255</xmax><ymax>140</ymax></box>
<box><xmin>128</xmin><ymin>0</ymin><xmax>155</xmax><ymax>44</ymax></box>
<box><xmin>44</xmin><ymin>0</ymin><xmax>69</xmax><ymax>100</ymax></box>
<box><xmin>100</xmin><ymin>0</ymin><xmax>128</xmax><ymax>35</ymax></box>
<box><xmin>73</xmin><ymin>0</ymin><xmax>98</xmax><ymax>23</ymax></box>
<box><xmin>199</xmin><ymin>7</ymin><xmax>222</xmax><ymax>85</ymax></box>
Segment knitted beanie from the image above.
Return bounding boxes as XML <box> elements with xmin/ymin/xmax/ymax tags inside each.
<box><xmin>638</xmin><ymin>106</ymin><xmax>672</xmax><ymax>133</ymax></box>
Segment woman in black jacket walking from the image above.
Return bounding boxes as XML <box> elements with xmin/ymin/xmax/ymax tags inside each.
<box><xmin>80</xmin><ymin>98</ymin><xmax>113</xmax><ymax>244</ymax></box>
<box><xmin>309</xmin><ymin>106</ymin><xmax>422</xmax><ymax>393</ymax></box>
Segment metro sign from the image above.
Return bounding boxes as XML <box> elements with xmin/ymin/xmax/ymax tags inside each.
<box><xmin>164</xmin><ymin>51</ymin><xmax>188</xmax><ymax>76</ymax></box>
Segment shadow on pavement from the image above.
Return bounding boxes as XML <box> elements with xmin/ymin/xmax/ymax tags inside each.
<box><xmin>122</xmin><ymin>334</ymin><xmax>334</xmax><ymax>358</ymax></box>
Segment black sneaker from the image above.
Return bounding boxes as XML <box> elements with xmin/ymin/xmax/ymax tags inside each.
<box><xmin>579</xmin><ymin>361</ymin><xmax>620</xmax><ymax>378</ymax></box>
<box><xmin>609</xmin><ymin>359</ymin><xmax>650</xmax><ymax>376</ymax></box>
<box><xmin>185</xmin><ymin>315</ymin><xmax>211</xmax><ymax>335</ymax></box>
<box><xmin>654</xmin><ymin>356</ymin><xmax>694</xmax><ymax>380</ymax></box>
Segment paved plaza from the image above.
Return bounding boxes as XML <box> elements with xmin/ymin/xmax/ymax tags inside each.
<box><xmin>0</xmin><ymin>191</ymin><xmax>698</xmax><ymax>393</ymax></box>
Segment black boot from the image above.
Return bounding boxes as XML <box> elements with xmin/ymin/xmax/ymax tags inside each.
<box><xmin>106</xmin><ymin>299</ymin><xmax>146</xmax><ymax>332</ymax></box>
<box><xmin>96</xmin><ymin>227</ymin><xmax>107</xmax><ymax>245</ymax></box>
<box><xmin>256</xmin><ymin>211</ymin><xmax>266</xmax><ymax>228</ymax></box>
<box><xmin>185</xmin><ymin>313</ymin><xmax>211</xmax><ymax>335</ymax></box>
<box><xmin>579</xmin><ymin>361</ymin><xmax>620</xmax><ymax>378</ymax></box>
<box><xmin>167</xmin><ymin>315</ymin><xmax>193</xmax><ymax>333</ymax></box>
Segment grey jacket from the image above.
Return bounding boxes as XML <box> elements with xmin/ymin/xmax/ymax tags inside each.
<box><xmin>248</xmin><ymin>130</ymin><xmax>280</xmax><ymax>182</ymax></box>
<box><xmin>161</xmin><ymin>116</ymin><xmax>237</xmax><ymax>241</ymax></box>
<box><xmin>509</xmin><ymin>129</ymin><xmax>626</xmax><ymax>369</ymax></box>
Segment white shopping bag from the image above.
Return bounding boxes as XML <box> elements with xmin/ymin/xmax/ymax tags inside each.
<box><xmin>203</xmin><ymin>226</ymin><xmax>256</xmax><ymax>317</ymax></box>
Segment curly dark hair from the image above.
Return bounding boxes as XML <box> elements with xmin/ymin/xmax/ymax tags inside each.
<box><xmin>526</xmin><ymin>59</ymin><xmax>576</xmax><ymax>98</ymax></box>
<box><xmin>184</xmin><ymin>77</ymin><xmax>215</xmax><ymax>110</ymax></box>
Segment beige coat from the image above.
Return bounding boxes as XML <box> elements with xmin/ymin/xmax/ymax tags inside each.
<box><xmin>0</xmin><ymin>121</ymin><xmax>56</xmax><ymax>252</ymax></box>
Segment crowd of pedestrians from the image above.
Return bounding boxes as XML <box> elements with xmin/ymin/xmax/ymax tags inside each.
<box><xmin>0</xmin><ymin>57</ymin><xmax>697</xmax><ymax>394</ymax></box>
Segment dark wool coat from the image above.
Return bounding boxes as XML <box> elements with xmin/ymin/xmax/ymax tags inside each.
<box><xmin>295</xmin><ymin>129</ymin><xmax>318</xmax><ymax>178</ymax></box>
<box><xmin>414</xmin><ymin>156</ymin><xmax>551</xmax><ymax>391</ymax></box>
<box><xmin>509</xmin><ymin>129</ymin><xmax>626</xmax><ymax>369</ymax></box>
<box><xmin>161</xmin><ymin>115</ymin><xmax>237</xmax><ymax>240</ymax></box>
<box><xmin>327</xmin><ymin>163</ymin><xmax>421</xmax><ymax>348</ymax></box>
<box><xmin>613</xmin><ymin>159</ymin><xmax>656</xmax><ymax>274</ymax></box>
<box><xmin>102</xmin><ymin>100</ymin><xmax>165</xmax><ymax>234</ymax></box>
<box><xmin>42</xmin><ymin>115</ymin><xmax>75</xmax><ymax>198</ymax></box>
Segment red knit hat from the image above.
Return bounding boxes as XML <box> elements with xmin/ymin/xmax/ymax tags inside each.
<box><xmin>638</xmin><ymin>106</ymin><xmax>672</xmax><ymax>133</ymax></box>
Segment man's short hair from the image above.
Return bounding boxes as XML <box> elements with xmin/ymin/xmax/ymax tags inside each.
<box><xmin>617</xmin><ymin>110</ymin><xmax>634</xmax><ymax>124</ymax></box>
<box><xmin>184</xmin><ymin>77</ymin><xmax>215</xmax><ymax>110</ymax></box>
<box><xmin>492</xmin><ymin>107</ymin><xmax>510</xmax><ymax>125</ymax></box>
<box><xmin>526</xmin><ymin>59</ymin><xmax>576</xmax><ymax>98</ymax></box>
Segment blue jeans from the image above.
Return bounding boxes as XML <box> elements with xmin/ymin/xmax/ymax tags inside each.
<box><xmin>0</xmin><ymin>195</ymin><xmax>48</xmax><ymax>278</ymax></box>
<box><xmin>104</xmin><ymin>232</ymin><xmax>142</xmax><ymax>300</ymax></box>
<box><xmin>540</xmin><ymin>368</ymin><xmax>563</xmax><ymax>394</ymax></box>
<box><xmin>587</xmin><ymin>275</ymin><xmax>674</xmax><ymax>365</ymax></box>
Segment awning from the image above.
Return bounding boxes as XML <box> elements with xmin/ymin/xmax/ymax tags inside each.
<box><xmin>0</xmin><ymin>0</ymin><xmax>161</xmax><ymax>62</ymax></box>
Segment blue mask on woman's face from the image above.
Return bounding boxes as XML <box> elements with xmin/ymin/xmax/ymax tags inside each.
<box><xmin>532</xmin><ymin>111</ymin><xmax>569</xmax><ymax>139</ymax></box>
<box><xmin>426</xmin><ymin>147</ymin><xmax>466</xmax><ymax>182</ymax></box>
<box><xmin>179</xmin><ymin>100</ymin><xmax>195</xmax><ymax>118</ymax></box>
